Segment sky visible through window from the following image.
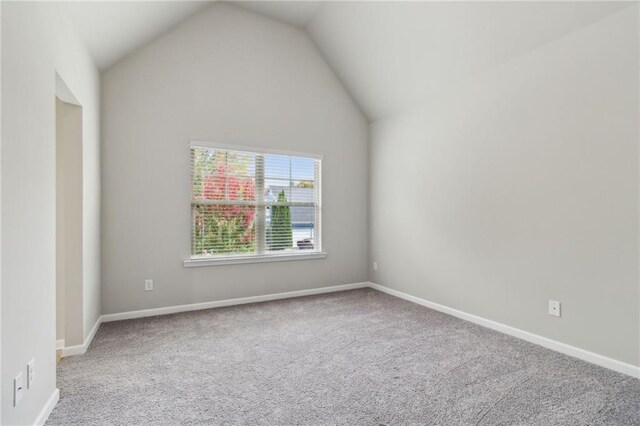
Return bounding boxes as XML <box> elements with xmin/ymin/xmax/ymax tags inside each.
<box><xmin>264</xmin><ymin>154</ymin><xmax>315</xmax><ymax>189</ymax></box>
<box><xmin>222</xmin><ymin>153</ymin><xmax>315</xmax><ymax>189</ymax></box>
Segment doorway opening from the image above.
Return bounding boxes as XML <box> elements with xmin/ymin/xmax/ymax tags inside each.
<box><xmin>55</xmin><ymin>74</ymin><xmax>83</xmax><ymax>364</ymax></box>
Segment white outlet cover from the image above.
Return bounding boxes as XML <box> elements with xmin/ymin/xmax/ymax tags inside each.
<box><xmin>27</xmin><ymin>359</ymin><xmax>35</xmax><ymax>389</ymax></box>
<box><xmin>548</xmin><ymin>300</ymin><xmax>561</xmax><ymax>317</ymax></box>
<box><xmin>145</xmin><ymin>279</ymin><xmax>153</xmax><ymax>291</ymax></box>
<box><xmin>373</xmin><ymin>262</ymin><xmax>378</xmax><ymax>271</ymax></box>
<box><xmin>14</xmin><ymin>372</ymin><xmax>24</xmax><ymax>406</ymax></box>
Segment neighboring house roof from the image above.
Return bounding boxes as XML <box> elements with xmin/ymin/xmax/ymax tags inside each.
<box><xmin>267</xmin><ymin>186</ymin><xmax>314</xmax><ymax>225</ymax></box>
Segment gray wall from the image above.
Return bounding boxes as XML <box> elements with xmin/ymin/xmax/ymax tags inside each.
<box><xmin>1</xmin><ymin>2</ymin><xmax>101</xmax><ymax>424</ymax></box>
<box><xmin>369</xmin><ymin>6</ymin><xmax>639</xmax><ymax>366</ymax></box>
<box><xmin>100</xmin><ymin>3</ymin><xmax>368</xmax><ymax>315</ymax></box>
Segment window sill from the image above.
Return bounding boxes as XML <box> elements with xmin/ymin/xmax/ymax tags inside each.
<box><xmin>183</xmin><ymin>251</ymin><xmax>327</xmax><ymax>267</ymax></box>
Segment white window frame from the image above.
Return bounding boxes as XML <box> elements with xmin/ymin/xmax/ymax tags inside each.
<box><xmin>184</xmin><ymin>141</ymin><xmax>326</xmax><ymax>267</ymax></box>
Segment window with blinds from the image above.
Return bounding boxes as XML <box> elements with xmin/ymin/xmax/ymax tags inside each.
<box><xmin>190</xmin><ymin>142</ymin><xmax>322</xmax><ymax>260</ymax></box>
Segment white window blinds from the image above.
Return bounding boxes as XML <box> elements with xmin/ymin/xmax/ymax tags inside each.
<box><xmin>190</xmin><ymin>142</ymin><xmax>321</xmax><ymax>259</ymax></box>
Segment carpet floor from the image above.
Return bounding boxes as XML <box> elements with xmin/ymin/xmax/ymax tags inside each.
<box><xmin>48</xmin><ymin>288</ymin><xmax>640</xmax><ymax>425</ymax></box>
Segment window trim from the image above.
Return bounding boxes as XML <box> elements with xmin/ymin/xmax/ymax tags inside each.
<box><xmin>190</xmin><ymin>141</ymin><xmax>323</xmax><ymax>160</ymax></box>
<box><xmin>183</xmin><ymin>251</ymin><xmax>328</xmax><ymax>268</ymax></box>
<box><xmin>186</xmin><ymin>141</ymin><xmax>324</xmax><ymax>267</ymax></box>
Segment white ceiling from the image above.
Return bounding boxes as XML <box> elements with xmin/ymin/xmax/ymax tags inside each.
<box><xmin>63</xmin><ymin>0</ymin><xmax>319</xmax><ymax>70</ymax></box>
<box><xmin>233</xmin><ymin>1</ymin><xmax>321</xmax><ymax>27</ymax></box>
<box><xmin>64</xmin><ymin>1</ymin><xmax>213</xmax><ymax>70</ymax></box>
<box><xmin>306</xmin><ymin>1</ymin><xmax>632</xmax><ymax>121</ymax></box>
<box><xmin>64</xmin><ymin>1</ymin><xmax>632</xmax><ymax>121</ymax></box>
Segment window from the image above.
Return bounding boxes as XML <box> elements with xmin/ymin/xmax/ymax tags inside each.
<box><xmin>185</xmin><ymin>142</ymin><xmax>324</xmax><ymax>266</ymax></box>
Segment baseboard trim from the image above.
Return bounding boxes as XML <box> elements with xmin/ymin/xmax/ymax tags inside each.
<box><xmin>62</xmin><ymin>283</ymin><xmax>368</xmax><ymax>356</ymax></box>
<box><xmin>34</xmin><ymin>388</ymin><xmax>59</xmax><ymax>426</ymax></box>
<box><xmin>61</xmin><ymin>316</ymin><xmax>102</xmax><ymax>357</ymax></box>
<box><xmin>368</xmin><ymin>282</ymin><xmax>640</xmax><ymax>379</ymax></box>
<box><xmin>65</xmin><ymin>281</ymin><xmax>639</xmax><ymax>379</ymax></box>
<box><xmin>102</xmin><ymin>282</ymin><xmax>370</xmax><ymax>323</ymax></box>
<box><xmin>55</xmin><ymin>339</ymin><xmax>65</xmax><ymax>350</ymax></box>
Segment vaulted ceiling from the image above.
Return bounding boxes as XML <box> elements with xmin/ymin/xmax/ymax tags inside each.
<box><xmin>64</xmin><ymin>1</ymin><xmax>633</xmax><ymax>122</ymax></box>
<box><xmin>65</xmin><ymin>1</ymin><xmax>212</xmax><ymax>70</ymax></box>
<box><xmin>305</xmin><ymin>1</ymin><xmax>632</xmax><ymax>120</ymax></box>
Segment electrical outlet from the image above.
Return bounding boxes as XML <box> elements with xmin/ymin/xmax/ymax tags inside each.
<box><xmin>373</xmin><ymin>261</ymin><xmax>378</xmax><ymax>271</ymax></box>
<box><xmin>548</xmin><ymin>300</ymin><xmax>561</xmax><ymax>317</ymax></box>
<box><xmin>27</xmin><ymin>359</ymin><xmax>35</xmax><ymax>389</ymax></box>
<box><xmin>14</xmin><ymin>373</ymin><xmax>24</xmax><ymax>406</ymax></box>
<box><xmin>145</xmin><ymin>279</ymin><xmax>153</xmax><ymax>291</ymax></box>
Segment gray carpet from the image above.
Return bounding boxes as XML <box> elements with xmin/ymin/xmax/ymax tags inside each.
<box><xmin>48</xmin><ymin>288</ymin><xmax>640</xmax><ymax>425</ymax></box>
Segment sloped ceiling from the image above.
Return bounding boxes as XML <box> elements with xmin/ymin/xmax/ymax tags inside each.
<box><xmin>65</xmin><ymin>1</ymin><xmax>213</xmax><ymax>70</ymax></box>
<box><xmin>66</xmin><ymin>1</ymin><xmax>632</xmax><ymax>121</ymax></box>
<box><xmin>303</xmin><ymin>1</ymin><xmax>632</xmax><ymax>121</ymax></box>
<box><xmin>233</xmin><ymin>1</ymin><xmax>321</xmax><ymax>27</ymax></box>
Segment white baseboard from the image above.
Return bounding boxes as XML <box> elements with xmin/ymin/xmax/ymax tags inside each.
<box><xmin>61</xmin><ymin>316</ymin><xmax>103</xmax><ymax>357</ymax></box>
<box><xmin>63</xmin><ymin>281</ymin><xmax>639</xmax><ymax>379</ymax></box>
<box><xmin>102</xmin><ymin>282</ymin><xmax>370</xmax><ymax>323</ymax></box>
<box><xmin>55</xmin><ymin>339</ymin><xmax>65</xmax><ymax>350</ymax></box>
<box><xmin>368</xmin><ymin>282</ymin><xmax>640</xmax><ymax>379</ymax></box>
<box><xmin>34</xmin><ymin>388</ymin><xmax>59</xmax><ymax>426</ymax></box>
<box><xmin>62</xmin><ymin>283</ymin><xmax>368</xmax><ymax>357</ymax></box>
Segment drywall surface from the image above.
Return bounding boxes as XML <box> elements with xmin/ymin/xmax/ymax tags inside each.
<box><xmin>55</xmin><ymin>99</ymin><xmax>67</xmax><ymax>344</ymax></box>
<box><xmin>82</xmin><ymin>84</ymin><xmax>101</xmax><ymax>347</ymax></box>
<box><xmin>0</xmin><ymin>3</ymin><xmax>3</xmax><ymax>423</ymax></box>
<box><xmin>307</xmin><ymin>1</ymin><xmax>630</xmax><ymax>121</ymax></box>
<box><xmin>101</xmin><ymin>3</ymin><xmax>368</xmax><ymax>314</ymax></box>
<box><xmin>56</xmin><ymin>99</ymin><xmax>85</xmax><ymax>347</ymax></box>
<box><xmin>1</xmin><ymin>3</ymin><xmax>100</xmax><ymax>424</ymax></box>
<box><xmin>369</xmin><ymin>5</ymin><xmax>639</xmax><ymax>366</ymax></box>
